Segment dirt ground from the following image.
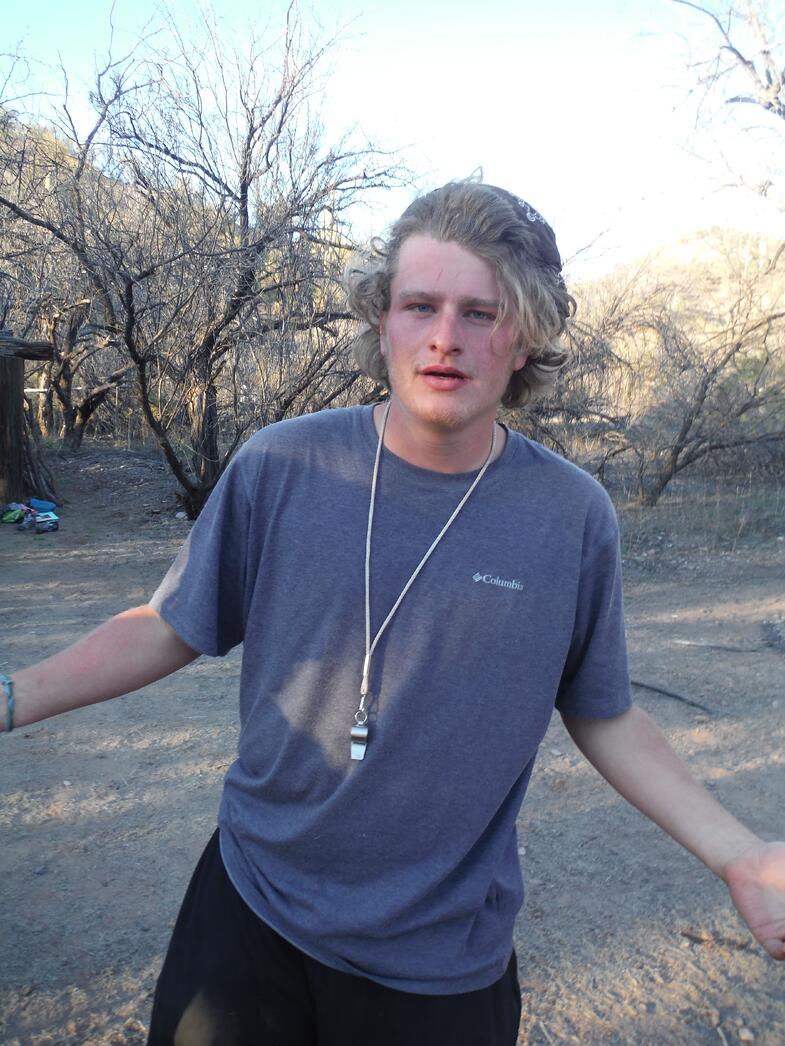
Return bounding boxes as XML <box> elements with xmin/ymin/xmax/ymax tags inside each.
<box><xmin>1</xmin><ymin>446</ymin><xmax>783</xmax><ymax>1046</ymax></box>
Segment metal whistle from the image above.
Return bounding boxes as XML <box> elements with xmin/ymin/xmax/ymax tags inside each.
<box><xmin>350</xmin><ymin>722</ymin><xmax>369</xmax><ymax>761</ymax></box>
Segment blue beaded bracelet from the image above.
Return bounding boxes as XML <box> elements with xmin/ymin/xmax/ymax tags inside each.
<box><xmin>1</xmin><ymin>674</ymin><xmax>14</xmax><ymax>733</ymax></box>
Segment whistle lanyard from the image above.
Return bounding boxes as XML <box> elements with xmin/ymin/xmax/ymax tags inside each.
<box><xmin>350</xmin><ymin>403</ymin><xmax>498</xmax><ymax>760</ymax></box>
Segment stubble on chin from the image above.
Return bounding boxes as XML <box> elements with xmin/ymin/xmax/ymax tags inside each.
<box><xmin>416</xmin><ymin>399</ymin><xmax>471</xmax><ymax>430</ymax></box>
<box><xmin>389</xmin><ymin>378</ymin><xmax>467</xmax><ymax>431</ymax></box>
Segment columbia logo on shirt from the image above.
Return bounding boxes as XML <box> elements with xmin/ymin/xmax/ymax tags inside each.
<box><xmin>472</xmin><ymin>572</ymin><xmax>523</xmax><ymax>592</ymax></box>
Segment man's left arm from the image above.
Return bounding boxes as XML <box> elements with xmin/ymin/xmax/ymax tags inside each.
<box><xmin>562</xmin><ymin>704</ymin><xmax>785</xmax><ymax>960</ymax></box>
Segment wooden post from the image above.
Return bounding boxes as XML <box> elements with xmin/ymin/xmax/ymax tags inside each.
<box><xmin>0</xmin><ymin>332</ymin><xmax>56</xmax><ymax>503</ymax></box>
<box><xmin>0</xmin><ymin>356</ymin><xmax>25</xmax><ymax>503</ymax></box>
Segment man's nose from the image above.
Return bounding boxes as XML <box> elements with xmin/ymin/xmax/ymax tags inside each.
<box><xmin>428</xmin><ymin>309</ymin><xmax>462</xmax><ymax>353</ymax></box>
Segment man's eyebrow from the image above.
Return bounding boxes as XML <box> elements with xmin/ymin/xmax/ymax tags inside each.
<box><xmin>395</xmin><ymin>289</ymin><xmax>500</xmax><ymax>309</ymax></box>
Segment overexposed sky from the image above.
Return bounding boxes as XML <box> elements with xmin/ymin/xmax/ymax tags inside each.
<box><xmin>5</xmin><ymin>0</ymin><xmax>785</xmax><ymax>277</ymax></box>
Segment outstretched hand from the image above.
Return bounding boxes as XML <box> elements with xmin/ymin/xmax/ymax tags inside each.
<box><xmin>725</xmin><ymin>841</ymin><xmax>785</xmax><ymax>960</ymax></box>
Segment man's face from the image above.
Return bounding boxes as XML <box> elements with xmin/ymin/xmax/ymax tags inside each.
<box><xmin>379</xmin><ymin>235</ymin><xmax>527</xmax><ymax>439</ymax></box>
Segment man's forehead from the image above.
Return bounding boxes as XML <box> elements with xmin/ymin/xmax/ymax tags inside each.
<box><xmin>395</xmin><ymin>233</ymin><xmax>481</xmax><ymax>261</ymax></box>
<box><xmin>393</xmin><ymin>287</ymin><xmax>501</xmax><ymax>309</ymax></box>
<box><xmin>392</xmin><ymin>235</ymin><xmax>499</xmax><ymax>280</ymax></box>
<box><xmin>388</xmin><ymin>236</ymin><xmax>507</xmax><ymax>307</ymax></box>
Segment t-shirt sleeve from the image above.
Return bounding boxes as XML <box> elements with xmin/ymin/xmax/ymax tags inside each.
<box><xmin>150</xmin><ymin>451</ymin><xmax>253</xmax><ymax>657</ymax></box>
<box><xmin>555</xmin><ymin>486</ymin><xmax>632</xmax><ymax>719</ymax></box>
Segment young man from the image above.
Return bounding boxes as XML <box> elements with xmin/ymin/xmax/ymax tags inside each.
<box><xmin>3</xmin><ymin>182</ymin><xmax>784</xmax><ymax>1046</ymax></box>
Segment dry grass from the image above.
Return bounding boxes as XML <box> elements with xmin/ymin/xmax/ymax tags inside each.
<box><xmin>615</xmin><ymin>473</ymin><xmax>785</xmax><ymax>556</ymax></box>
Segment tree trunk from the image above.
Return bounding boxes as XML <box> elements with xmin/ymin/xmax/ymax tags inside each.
<box><xmin>637</xmin><ymin>468</ymin><xmax>672</xmax><ymax>507</ymax></box>
<box><xmin>181</xmin><ymin>380</ymin><xmax>220</xmax><ymax>517</ymax></box>
<box><xmin>55</xmin><ymin>357</ymin><xmax>79</xmax><ymax>448</ymax></box>
<box><xmin>0</xmin><ymin>357</ymin><xmax>25</xmax><ymax>503</ymax></box>
<box><xmin>37</xmin><ymin>363</ymin><xmax>55</xmax><ymax>438</ymax></box>
<box><xmin>60</xmin><ymin>404</ymin><xmax>92</xmax><ymax>451</ymax></box>
<box><xmin>61</xmin><ymin>427</ymin><xmax>82</xmax><ymax>452</ymax></box>
<box><xmin>189</xmin><ymin>378</ymin><xmax>220</xmax><ymax>488</ymax></box>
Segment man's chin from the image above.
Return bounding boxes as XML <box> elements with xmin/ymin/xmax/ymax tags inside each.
<box><xmin>388</xmin><ymin>387</ymin><xmax>492</xmax><ymax>433</ymax></box>
<box><xmin>414</xmin><ymin>402</ymin><xmax>468</xmax><ymax>430</ymax></box>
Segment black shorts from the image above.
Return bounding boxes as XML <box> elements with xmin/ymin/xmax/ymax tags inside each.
<box><xmin>148</xmin><ymin>830</ymin><xmax>521</xmax><ymax>1046</ymax></box>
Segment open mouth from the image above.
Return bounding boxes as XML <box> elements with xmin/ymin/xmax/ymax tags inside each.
<box><xmin>421</xmin><ymin>367</ymin><xmax>468</xmax><ymax>384</ymax></box>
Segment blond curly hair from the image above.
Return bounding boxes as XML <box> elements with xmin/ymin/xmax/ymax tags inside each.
<box><xmin>344</xmin><ymin>180</ymin><xmax>574</xmax><ymax>407</ymax></box>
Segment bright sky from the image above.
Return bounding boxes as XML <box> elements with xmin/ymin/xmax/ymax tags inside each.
<box><xmin>5</xmin><ymin>0</ymin><xmax>785</xmax><ymax>278</ymax></box>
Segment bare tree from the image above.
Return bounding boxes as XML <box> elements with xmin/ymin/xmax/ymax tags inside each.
<box><xmin>672</xmin><ymin>0</ymin><xmax>785</xmax><ymax>124</ymax></box>
<box><xmin>0</xmin><ymin>8</ymin><xmax>401</xmax><ymax>515</ymax></box>
<box><xmin>670</xmin><ymin>0</ymin><xmax>785</xmax><ymax>209</ymax></box>
<box><xmin>571</xmin><ymin>232</ymin><xmax>785</xmax><ymax>504</ymax></box>
<box><xmin>0</xmin><ymin>113</ymin><xmax>137</xmax><ymax>454</ymax></box>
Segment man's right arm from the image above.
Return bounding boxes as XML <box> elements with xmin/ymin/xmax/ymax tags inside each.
<box><xmin>3</xmin><ymin>605</ymin><xmax>199</xmax><ymax>732</ymax></box>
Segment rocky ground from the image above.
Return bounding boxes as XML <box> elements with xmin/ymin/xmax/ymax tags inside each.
<box><xmin>1</xmin><ymin>446</ymin><xmax>783</xmax><ymax>1045</ymax></box>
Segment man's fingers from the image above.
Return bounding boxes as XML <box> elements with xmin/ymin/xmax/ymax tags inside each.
<box><xmin>759</xmin><ymin>934</ymin><xmax>785</xmax><ymax>960</ymax></box>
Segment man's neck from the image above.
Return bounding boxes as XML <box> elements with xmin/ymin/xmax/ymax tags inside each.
<box><xmin>372</xmin><ymin>401</ymin><xmax>505</xmax><ymax>474</ymax></box>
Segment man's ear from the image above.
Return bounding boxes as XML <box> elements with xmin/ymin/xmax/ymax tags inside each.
<box><xmin>513</xmin><ymin>350</ymin><xmax>528</xmax><ymax>372</ymax></box>
<box><xmin>378</xmin><ymin>312</ymin><xmax>387</xmax><ymax>353</ymax></box>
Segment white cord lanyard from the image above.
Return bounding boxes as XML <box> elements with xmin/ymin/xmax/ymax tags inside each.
<box><xmin>351</xmin><ymin>403</ymin><xmax>498</xmax><ymax>760</ymax></box>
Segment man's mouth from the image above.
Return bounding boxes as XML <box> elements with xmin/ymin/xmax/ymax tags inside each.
<box><xmin>420</xmin><ymin>366</ymin><xmax>469</xmax><ymax>383</ymax></box>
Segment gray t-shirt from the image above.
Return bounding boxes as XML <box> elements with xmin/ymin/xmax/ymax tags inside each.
<box><xmin>151</xmin><ymin>404</ymin><xmax>631</xmax><ymax>994</ymax></box>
